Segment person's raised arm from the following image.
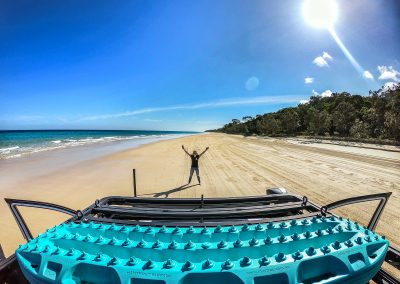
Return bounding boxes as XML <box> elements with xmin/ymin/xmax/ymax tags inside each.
<box><xmin>182</xmin><ymin>145</ymin><xmax>190</xmax><ymax>156</ymax></box>
<box><xmin>199</xmin><ymin>146</ymin><xmax>209</xmax><ymax>157</ymax></box>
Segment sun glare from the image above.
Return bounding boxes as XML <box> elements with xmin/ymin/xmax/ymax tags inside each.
<box><xmin>302</xmin><ymin>0</ymin><xmax>338</xmax><ymax>29</ymax></box>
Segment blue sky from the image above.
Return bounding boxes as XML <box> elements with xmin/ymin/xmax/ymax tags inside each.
<box><xmin>0</xmin><ymin>0</ymin><xmax>399</xmax><ymax>131</ymax></box>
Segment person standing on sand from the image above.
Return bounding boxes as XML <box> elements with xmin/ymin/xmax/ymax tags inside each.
<box><xmin>182</xmin><ymin>145</ymin><xmax>209</xmax><ymax>185</ymax></box>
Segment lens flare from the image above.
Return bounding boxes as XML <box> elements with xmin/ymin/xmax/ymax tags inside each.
<box><xmin>328</xmin><ymin>28</ymin><xmax>363</xmax><ymax>74</ymax></box>
<box><xmin>302</xmin><ymin>0</ymin><xmax>374</xmax><ymax>81</ymax></box>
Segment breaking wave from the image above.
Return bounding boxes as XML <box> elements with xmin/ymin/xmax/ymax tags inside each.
<box><xmin>0</xmin><ymin>134</ymin><xmax>177</xmax><ymax>160</ymax></box>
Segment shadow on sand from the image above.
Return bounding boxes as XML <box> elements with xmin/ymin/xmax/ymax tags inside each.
<box><xmin>153</xmin><ymin>183</ymin><xmax>198</xmax><ymax>198</ymax></box>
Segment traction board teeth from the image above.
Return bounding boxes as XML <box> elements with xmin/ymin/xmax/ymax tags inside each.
<box><xmin>16</xmin><ymin>216</ymin><xmax>389</xmax><ymax>284</ymax></box>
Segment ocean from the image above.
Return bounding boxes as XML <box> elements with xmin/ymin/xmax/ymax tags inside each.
<box><xmin>0</xmin><ymin>130</ymin><xmax>196</xmax><ymax>159</ymax></box>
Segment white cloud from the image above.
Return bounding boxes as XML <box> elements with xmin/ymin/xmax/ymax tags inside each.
<box><xmin>313</xmin><ymin>51</ymin><xmax>333</xmax><ymax>67</ymax></box>
<box><xmin>381</xmin><ymin>82</ymin><xmax>398</xmax><ymax>92</ymax></box>
<box><xmin>322</xmin><ymin>52</ymin><xmax>333</xmax><ymax>61</ymax></box>
<box><xmin>313</xmin><ymin>56</ymin><xmax>328</xmax><ymax>67</ymax></box>
<box><xmin>362</xmin><ymin>70</ymin><xmax>374</xmax><ymax>80</ymax></box>
<box><xmin>321</xmin><ymin>90</ymin><xmax>333</xmax><ymax>97</ymax></box>
<box><xmin>377</xmin><ymin>66</ymin><xmax>400</xmax><ymax>82</ymax></box>
<box><xmin>299</xmin><ymin>99</ymin><xmax>309</xmax><ymax>104</ymax></box>
<box><xmin>311</xmin><ymin>89</ymin><xmax>333</xmax><ymax>98</ymax></box>
<box><xmin>304</xmin><ymin>77</ymin><xmax>314</xmax><ymax>84</ymax></box>
<box><xmin>80</xmin><ymin>95</ymin><xmax>304</xmax><ymax>121</ymax></box>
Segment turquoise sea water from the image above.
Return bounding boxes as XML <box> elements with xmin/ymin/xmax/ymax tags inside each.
<box><xmin>0</xmin><ymin>130</ymin><xmax>195</xmax><ymax>159</ymax></box>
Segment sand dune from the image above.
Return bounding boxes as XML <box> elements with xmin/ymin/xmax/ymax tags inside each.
<box><xmin>0</xmin><ymin>133</ymin><xmax>399</xmax><ymax>257</ymax></box>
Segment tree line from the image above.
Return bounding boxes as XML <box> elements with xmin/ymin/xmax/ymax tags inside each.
<box><xmin>209</xmin><ymin>84</ymin><xmax>400</xmax><ymax>143</ymax></box>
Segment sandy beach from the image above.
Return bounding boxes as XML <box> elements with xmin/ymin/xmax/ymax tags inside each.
<box><xmin>0</xmin><ymin>133</ymin><xmax>399</xmax><ymax>258</ymax></box>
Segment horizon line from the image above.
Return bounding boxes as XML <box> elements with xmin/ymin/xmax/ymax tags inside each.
<box><xmin>0</xmin><ymin>128</ymin><xmax>202</xmax><ymax>133</ymax></box>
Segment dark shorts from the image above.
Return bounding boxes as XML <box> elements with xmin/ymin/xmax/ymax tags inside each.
<box><xmin>189</xmin><ymin>167</ymin><xmax>199</xmax><ymax>176</ymax></box>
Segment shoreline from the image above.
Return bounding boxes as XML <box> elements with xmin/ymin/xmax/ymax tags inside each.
<box><xmin>0</xmin><ymin>133</ymin><xmax>195</xmax><ymax>190</ymax></box>
<box><xmin>0</xmin><ymin>133</ymin><xmax>398</xmax><ymax>257</ymax></box>
<box><xmin>0</xmin><ymin>132</ymin><xmax>196</xmax><ymax>160</ymax></box>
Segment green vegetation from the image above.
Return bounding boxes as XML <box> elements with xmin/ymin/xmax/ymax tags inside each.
<box><xmin>209</xmin><ymin>84</ymin><xmax>400</xmax><ymax>143</ymax></box>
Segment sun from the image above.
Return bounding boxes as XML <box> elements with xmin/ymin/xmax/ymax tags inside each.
<box><xmin>302</xmin><ymin>0</ymin><xmax>338</xmax><ymax>29</ymax></box>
